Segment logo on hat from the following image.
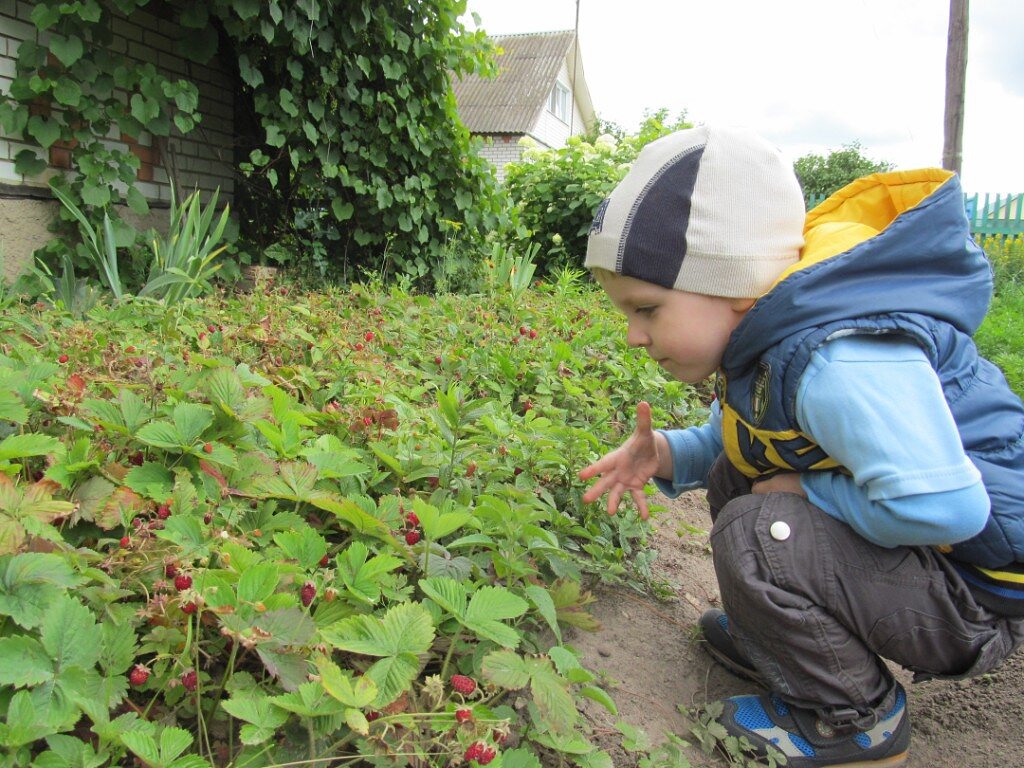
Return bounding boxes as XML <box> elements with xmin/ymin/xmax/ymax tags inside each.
<box><xmin>589</xmin><ymin>197</ymin><xmax>610</xmax><ymax>235</ymax></box>
<box><xmin>751</xmin><ymin>361</ymin><xmax>771</xmax><ymax>426</ymax></box>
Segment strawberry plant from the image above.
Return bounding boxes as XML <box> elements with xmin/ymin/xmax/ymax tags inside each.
<box><xmin>0</xmin><ymin>273</ymin><xmax>704</xmax><ymax>767</ymax></box>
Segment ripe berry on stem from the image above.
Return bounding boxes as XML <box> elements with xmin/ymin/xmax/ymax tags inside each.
<box><xmin>174</xmin><ymin>574</ymin><xmax>192</xmax><ymax>591</ymax></box>
<box><xmin>129</xmin><ymin>665</ymin><xmax>150</xmax><ymax>687</ymax></box>
<box><xmin>450</xmin><ymin>674</ymin><xmax>476</xmax><ymax>695</ymax></box>
<box><xmin>455</xmin><ymin>708</ymin><xmax>472</xmax><ymax>724</ymax></box>
<box><xmin>300</xmin><ymin>581</ymin><xmax>316</xmax><ymax>607</ymax></box>
<box><xmin>181</xmin><ymin>670</ymin><xmax>197</xmax><ymax>692</ymax></box>
<box><xmin>404</xmin><ymin>530</ymin><xmax>420</xmax><ymax>546</ymax></box>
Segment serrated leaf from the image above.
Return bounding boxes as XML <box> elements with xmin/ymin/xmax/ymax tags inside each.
<box><xmin>344</xmin><ymin>707</ymin><xmax>369</xmax><ymax>735</ymax></box>
<box><xmin>135</xmin><ymin>421</ymin><xmax>182</xmax><ymax>450</ymax></box>
<box><xmin>463</xmin><ymin>586</ymin><xmax>527</xmax><ymax>648</ymax></box>
<box><xmin>525</xmin><ymin>585</ymin><xmax>562</xmax><ymax>643</ymax></box>
<box><xmin>3</xmin><ymin>690</ymin><xmax>55</xmax><ymax>747</ymax></box>
<box><xmin>0</xmin><ymin>635</ymin><xmax>53</xmax><ymax>686</ymax></box>
<box><xmin>321</xmin><ymin>602</ymin><xmax>434</xmax><ymax>658</ymax></box>
<box><xmin>206</xmin><ymin>368</ymin><xmax>247</xmax><ymax>417</ymax></box>
<box><xmin>0</xmin><ymin>552</ymin><xmax>78</xmax><ymax>628</ymax></box>
<box><xmin>41</xmin><ymin>595</ymin><xmax>100</xmax><ymax>671</ymax></box>
<box><xmin>316</xmin><ymin>657</ymin><xmax>377</xmax><ymax>708</ymax></box>
<box><xmin>124</xmin><ymin>463</ymin><xmax>174</xmax><ymax>499</ymax></box>
<box><xmin>120</xmin><ymin>731</ymin><xmax>159</xmax><ymax>765</ymax></box>
<box><xmin>237</xmin><ymin>563</ymin><xmax>279</xmax><ymax>605</ymax></box>
<box><xmin>0</xmin><ymin>390</ymin><xmax>28</xmax><ymax>424</ymax></box>
<box><xmin>72</xmin><ymin>476</ymin><xmax>114</xmax><ymax>524</ymax></box>
<box><xmin>499</xmin><ymin>748</ymin><xmax>543</xmax><ymax>768</ymax></box>
<box><xmin>99</xmin><ymin>486</ymin><xmax>145</xmax><ymax>530</ymax></box>
<box><xmin>0</xmin><ymin>433</ymin><xmax>60</xmax><ymax>461</ymax></box>
<box><xmin>99</xmin><ymin>620</ymin><xmax>138</xmax><ymax>675</ymax></box>
<box><xmin>364</xmin><ymin>653</ymin><xmax>419</xmax><ymax>708</ymax></box>
<box><xmin>273</xmin><ymin>528</ymin><xmax>327</xmax><ymax>571</ymax></box>
<box><xmin>481</xmin><ymin>650</ymin><xmax>531</xmax><ymax>689</ymax></box>
<box><xmin>158</xmin><ymin>727</ymin><xmax>193</xmax><ymax>763</ymax></box>
<box><xmin>172</xmin><ymin>403</ymin><xmax>214</xmax><ymax>445</ymax></box>
<box><xmin>529</xmin><ymin>660</ymin><xmax>576</xmax><ymax>735</ymax></box>
<box><xmin>270</xmin><ymin>681</ymin><xmax>346</xmax><ymax>717</ymax></box>
<box><xmin>418</xmin><ymin>576</ymin><xmax>466</xmax><ymax>619</ymax></box>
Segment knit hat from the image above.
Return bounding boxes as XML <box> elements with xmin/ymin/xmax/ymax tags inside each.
<box><xmin>585</xmin><ymin>125</ymin><xmax>806</xmax><ymax>298</ymax></box>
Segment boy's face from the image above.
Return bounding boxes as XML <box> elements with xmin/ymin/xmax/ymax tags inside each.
<box><xmin>595</xmin><ymin>271</ymin><xmax>752</xmax><ymax>384</ymax></box>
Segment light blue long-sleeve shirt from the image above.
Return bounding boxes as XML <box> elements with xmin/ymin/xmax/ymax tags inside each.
<box><xmin>653</xmin><ymin>335</ymin><xmax>990</xmax><ymax>548</ymax></box>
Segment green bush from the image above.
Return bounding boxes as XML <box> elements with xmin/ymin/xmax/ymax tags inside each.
<box><xmin>795</xmin><ymin>141</ymin><xmax>893</xmax><ymax>201</ymax></box>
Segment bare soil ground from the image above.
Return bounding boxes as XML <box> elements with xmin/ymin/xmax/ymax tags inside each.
<box><xmin>568</xmin><ymin>490</ymin><xmax>1024</xmax><ymax>767</ymax></box>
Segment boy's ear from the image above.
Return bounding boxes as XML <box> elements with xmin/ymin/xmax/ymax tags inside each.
<box><xmin>729</xmin><ymin>297</ymin><xmax>757</xmax><ymax>313</ymax></box>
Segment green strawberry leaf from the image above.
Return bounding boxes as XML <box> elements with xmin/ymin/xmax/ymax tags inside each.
<box><xmin>273</xmin><ymin>528</ymin><xmax>327</xmax><ymax>571</ymax></box>
<box><xmin>418</xmin><ymin>576</ymin><xmax>467</xmax><ymax>619</ymax></box>
<box><xmin>0</xmin><ymin>433</ymin><xmax>60</xmax><ymax>461</ymax></box>
<box><xmin>463</xmin><ymin>586</ymin><xmax>528</xmax><ymax>649</ymax></box>
<box><xmin>124</xmin><ymin>462</ymin><xmax>174</xmax><ymax>500</ymax></box>
<box><xmin>0</xmin><ymin>636</ymin><xmax>53</xmax><ymax>687</ymax></box>
<box><xmin>481</xmin><ymin>650</ymin><xmax>531</xmax><ymax>689</ymax></box>
<box><xmin>525</xmin><ymin>584</ymin><xmax>562</xmax><ymax>643</ymax></box>
<box><xmin>41</xmin><ymin>596</ymin><xmax>101</xmax><ymax>671</ymax></box>
<box><xmin>316</xmin><ymin>657</ymin><xmax>377</xmax><ymax>708</ymax></box>
<box><xmin>236</xmin><ymin>563</ymin><xmax>280</xmax><ymax>605</ymax></box>
<box><xmin>321</xmin><ymin>602</ymin><xmax>434</xmax><ymax>658</ymax></box>
<box><xmin>0</xmin><ymin>553</ymin><xmax>78</xmax><ymax>629</ymax></box>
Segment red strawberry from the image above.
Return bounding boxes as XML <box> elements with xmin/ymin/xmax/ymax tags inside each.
<box><xmin>156</xmin><ymin>504</ymin><xmax>171</xmax><ymax>519</ymax></box>
<box><xmin>165</xmin><ymin>563</ymin><xmax>178</xmax><ymax>578</ymax></box>
<box><xmin>207</xmin><ymin>324</ymin><xmax>217</xmax><ymax>333</ymax></box>
<box><xmin>202</xmin><ymin>442</ymin><xmax>214</xmax><ymax>453</ymax></box>
<box><xmin>119</xmin><ymin>536</ymin><xmax>131</xmax><ymax>548</ymax></box>
<box><xmin>181</xmin><ymin>601</ymin><xmax>197</xmax><ymax>615</ymax></box>
<box><xmin>364</xmin><ymin>331</ymin><xmax>375</xmax><ymax>342</ymax></box>
<box><xmin>455</xmin><ymin>708</ymin><xmax>472</xmax><ymax>724</ymax></box>
<box><xmin>174</xmin><ymin>574</ymin><xmax>192</xmax><ymax>591</ymax></box>
<box><xmin>362</xmin><ymin>416</ymin><xmax>373</xmax><ymax>426</ymax></box>
<box><xmin>491</xmin><ymin>729</ymin><xmax>509</xmax><ymax>746</ymax></box>
<box><xmin>528</xmin><ymin>329</ymin><xmax>538</xmax><ymax>339</ymax></box>
<box><xmin>181</xmin><ymin>669</ymin><xmax>197</xmax><ymax>691</ymax></box>
<box><xmin>129</xmin><ymin>665</ymin><xmax>150</xmax><ymax>687</ymax></box>
<box><xmin>478</xmin><ymin>745</ymin><xmax>497</xmax><ymax>765</ymax></box>
<box><xmin>353</xmin><ymin>342</ymin><xmax>364</xmax><ymax>351</ymax></box>
<box><xmin>405</xmin><ymin>511</ymin><xmax>420</xmax><ymax>527</ymax></box>
<box><xmin>450</xmin><ymin>674</ymin><xmax>476</xmax><ymax>695</ymax></box>
<box><xmin>366</xmin><ymin>710</ymin><xmax>381</xmax><ymax>722</ymax></box>
<box><xmin>203</xmin><ymin>512</ymin><xmax>213</xmax><ymax>524</ymax></box>
<box><xmin>465</xmin><ymin>462</ymin><xmax>478</xmax><ymax>478</ymax></box>
<box><xmin>464</xmin><ymin>743</ymin><xmax>483</xmax><ymax>762</ymax></box>
<box><xmin>519</xmin><ymin>326</ymin><xmax>528</xmax><ymax>335</ymax></box>
<box><xmin>198</xmin><ymin>332</ymin><xmax>206</xmax><ymax>341</ymax></box>
<box><xmin>434</xmin><ymin>355</ymin><xmax>443</xmax><ymax>364</ymax></box>
<box><xmin>404</xmin><ymin>530</ymin><xmax>420</xmax><ymax>546</ymax></box>
<box><xmin>319</xmin><ymin>554</ymin><xmax>330</xmax><ymax>567</ymax></box>
<box><xmin>58</xmin><ymin>354</ymin><xmax>69</xmax><ymax>364</ymax></box>
<box><xmin>300</xmin><ymin>581</ymin><xmax>316</xmax><ymax>607</ymax></box>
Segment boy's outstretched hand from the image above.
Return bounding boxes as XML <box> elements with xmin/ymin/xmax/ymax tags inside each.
<box><xmin>578</xmin><ymin>401</ymin><xmax>667</xmax><ymax>520</ymax></box>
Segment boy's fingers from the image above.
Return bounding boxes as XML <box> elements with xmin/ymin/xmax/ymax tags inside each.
<box><xmin>635</xmin><ymin>400</ymin><xmax>653</xmax><ymax>433</ymax></box>
<box><xmin>632</xmin><ymin>489</ymin><xmax>649</xmax><ymax>520</ymax></box>
<box><xmin>606</xmin><ymin>486</ymin><xmax>623</xmax><ymax>516</ymax></box>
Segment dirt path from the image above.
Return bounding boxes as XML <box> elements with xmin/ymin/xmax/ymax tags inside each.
<box><xmin>568</xmin><ymin>491</ymin><xmax>1024</xmax><ymax>767</ymax></box>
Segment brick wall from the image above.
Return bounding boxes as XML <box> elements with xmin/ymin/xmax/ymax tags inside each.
<box><xmin>477</xmin><ymin>135</ymin><xmax>525</xmax><ymax>183</ymax></box>
<box><xmin>0</xmin><ymin>0</ymin><xmax>235</xmax><ymax>204</ymax></box>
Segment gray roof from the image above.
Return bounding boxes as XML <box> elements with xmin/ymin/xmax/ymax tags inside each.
<box><xmin>452</xmin><ymin>31</ymin><xmax>581</xmax><ymax>134</ymax></box>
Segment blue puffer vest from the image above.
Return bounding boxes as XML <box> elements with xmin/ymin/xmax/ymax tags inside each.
<box><xmin>716</xmin><ymin>170</ymin><xmax>1024</xmax><ymax>577</ymax></box>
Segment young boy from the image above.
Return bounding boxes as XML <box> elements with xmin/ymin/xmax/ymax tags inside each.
<box><xmin>578</xmin><ymin>125</ymin><xmax>1024</xmax><ymax>767</ymax></box>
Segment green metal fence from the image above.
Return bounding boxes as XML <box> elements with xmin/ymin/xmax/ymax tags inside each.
<box><xmin>804</xmin><ymin>192</ymin><xmax>1024</xmax><ymax>237</ymax></box>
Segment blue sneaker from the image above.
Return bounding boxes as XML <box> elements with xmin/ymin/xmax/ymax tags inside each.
<box><xmin>699</xmin><ymin>609</ymin><xmax>765</xmax><ymax>685</ymax></box>
<box><xmin>717</xmin><ymin>684</ymin><xmax>910</xmax><ymax>767</ymax></box>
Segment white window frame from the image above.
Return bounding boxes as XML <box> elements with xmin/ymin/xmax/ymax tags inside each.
<box><xmin>548</xmin><ymin>81</ymin><xmax>570</xmax><ymax>123</ymax></box>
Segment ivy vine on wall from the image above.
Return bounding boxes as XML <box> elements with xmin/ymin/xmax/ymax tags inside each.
<box><xmin>0</xmin><ymin>0</ymin><xmax>506</xmax><ymax>279</ymax></box>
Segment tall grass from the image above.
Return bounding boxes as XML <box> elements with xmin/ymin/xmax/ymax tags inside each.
<box><xmin>976</xmin><ymin>235</ymin><xmax>1024</xmax><ymax>398</ymax></box>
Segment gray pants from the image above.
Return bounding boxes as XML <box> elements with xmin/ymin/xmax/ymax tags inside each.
<box><xmin>706</xmin><ymin>456</ymin><xmax>1024</xmax><ymax>716</ymax></box>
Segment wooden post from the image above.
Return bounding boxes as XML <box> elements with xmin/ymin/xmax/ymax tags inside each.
<box><xmin>942</xmin><ymin>0</ymin><xmax>969</xmax><ymax>176</ymax></box>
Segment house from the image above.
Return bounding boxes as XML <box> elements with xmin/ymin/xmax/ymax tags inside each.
<box><xmin>452</xmin><ymin>30</ymin><xmax>596</xmax><ymax>182</ymax></box>
<box><xmin>0</xmin><ymin>2</ymin><xmax>235</xmax><ymax>281</ymax></box>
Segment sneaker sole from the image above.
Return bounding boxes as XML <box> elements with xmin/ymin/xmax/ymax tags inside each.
<box><xmin>715</xmin><ymin>743</ymin><xmax>909</xmax><ymax>768</ymax></box>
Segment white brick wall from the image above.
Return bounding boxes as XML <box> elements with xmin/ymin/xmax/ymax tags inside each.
<box><xmin>476</xmin><ymin>136</ymin><xmax>526</xmax><ymax>183</ymax></box>
<box><xmin>0</xmin><ymin>2</ymin><xmax>234</xmax><ymax>201</ymax></box>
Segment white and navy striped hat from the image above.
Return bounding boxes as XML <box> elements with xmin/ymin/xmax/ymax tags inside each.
<box><xmin>585</xmin><ymin>125</ymin><xmax>806</xmax><ymax>298</ymax></box>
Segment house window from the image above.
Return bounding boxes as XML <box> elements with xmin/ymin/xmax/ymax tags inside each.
<box><xmin>548</xmin><ymin>82</ymin><xmax>570</xmax><ymax>123</ymax></box>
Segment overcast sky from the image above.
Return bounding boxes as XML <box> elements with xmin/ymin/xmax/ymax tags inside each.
<box><xmin>463</xmin><ymin>0</ymin><xmax>1024</xmax><ymax>194</ymax></box>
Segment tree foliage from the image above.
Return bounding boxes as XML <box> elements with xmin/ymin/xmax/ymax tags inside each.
<box><xmin>0</xmin><ymin>0</ymin><xmax>506</xmax><ymax>281</ymax></box>
<box><xmin>504</xmin><ymin>109</ymin><xmax>691</xmax><ymax>275</ymax></box>
<box><xmin>794</xmin><ymin>141</ymin><xmax>893</xmax><ymax>199</ymax></box>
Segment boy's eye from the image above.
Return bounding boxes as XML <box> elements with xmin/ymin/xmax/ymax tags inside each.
<box><xmin>634</xmin><ymin>306</ymin><xmax>656</xmax><ymax>316</ymax></box>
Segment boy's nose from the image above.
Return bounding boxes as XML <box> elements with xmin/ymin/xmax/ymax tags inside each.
<box><xmin>626</xmin><ymin>323</ymin><xmax>650</xmax><ymax>348</ymax></box>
